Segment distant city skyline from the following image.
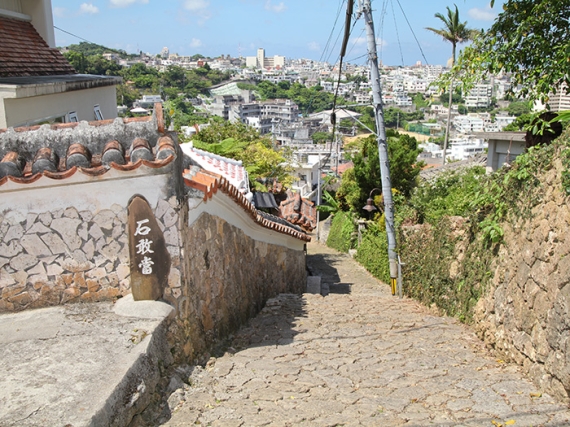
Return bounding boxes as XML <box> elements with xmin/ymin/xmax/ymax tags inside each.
<box><xmin>52</xmin><ymin>0</ymin><xmax>504</xmax><ymax>67</ymax></box>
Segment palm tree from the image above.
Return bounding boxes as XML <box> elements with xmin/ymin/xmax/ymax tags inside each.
<box><xmin>426</xmin><ymin>5</ymin><xmax>476</xmax><ymax>165</ymax></box>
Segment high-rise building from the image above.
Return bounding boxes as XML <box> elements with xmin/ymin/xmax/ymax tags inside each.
<box><xmin>245</xmin><ymin>48</ymin><xmax>285</xmax><ymax>69</ymax></box>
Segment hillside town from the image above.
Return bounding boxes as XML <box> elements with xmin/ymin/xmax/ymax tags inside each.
<box><xmin>2</xmin><ymin>0</ymin><xmax>570</xmax><ymax>426</ymax></box>
<box><xmin>75</xmin><ymin>43</ymin><xmax>570</xmax><ymax>173</ymax></box>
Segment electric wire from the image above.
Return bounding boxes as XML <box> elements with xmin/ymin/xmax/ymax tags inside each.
<box><xmin>328</xmin><ymin>0</ymin><xmax>357</xmax><ymax>176</ymax></box>
<box><xmin>54</xmin><ymin>25</ymin><xmax>124</xmax><ymax>55</ymax></box>
<box><xmin>320</xmin><ymin>0</ymin><xmax>346</xmax><ymax>64</ymax></box>
<box><xmin>394</xmin><ymin>0</ymin><xmax>430</xmax><ymax>65</ymax></box>
<box><xmin>343</xmin><ymin>27</ymin><xmax>365</xmax><ymax>64</ymax></box>
<box><xmin>390</xmin><ymin>0</ymin><xmax>405</xmax><ymax>66</ymax></box>
<box><xmin>377</xmin><ymin>0</ymin><xmax>389</xmax><ymax>65</ymax></box>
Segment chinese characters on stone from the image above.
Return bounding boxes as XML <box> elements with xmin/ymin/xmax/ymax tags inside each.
<box><xmin>135</xmin><ymin>219</ymin><xmax>154</xmax><ymax>275</ymax></box>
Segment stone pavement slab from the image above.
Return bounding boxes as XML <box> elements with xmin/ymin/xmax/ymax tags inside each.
<box><xmin>0</xmin><ymin>294</ymin><xmax>174</xmax><ymax>427</ymax></box>
<box><xmin>161</xmin><ymin>242</ymin><xmax>570</xmax><ymax>427</ymax></box>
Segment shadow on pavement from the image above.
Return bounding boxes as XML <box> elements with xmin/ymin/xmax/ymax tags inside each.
<box><xmin>306</xmin><ymin>252</ymin><xmax>352</xmax><ymax>295</ymax></box>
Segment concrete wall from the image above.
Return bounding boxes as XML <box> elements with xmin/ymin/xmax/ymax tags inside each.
<box><xmin>21</xmin><ymin>0</ymin><xmax>55</xmax><ymax>48</ymax></box>
<box><xmin>3</xmin><ymin>85</ymin><xmax>118</xmax><ymax>127</ymax></box>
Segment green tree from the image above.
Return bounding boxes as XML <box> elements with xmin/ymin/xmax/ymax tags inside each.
<box><xmin>457</xmin><ymin>0</ymin><xmax>570</xmax><ymax>103</ymax></box>
<box><xmin>426</xmin><ymin>5</ymin><xmax>476</xmax><ymax>164</ymax></box>
<box><xmin>162</xmin><ymin>65</ymin><xmax>186</xmax><ymax>90</ymax></box>
<box><xmin>336</xmin><ymin>131</ymin><xmax>424</xmax><ymax>213</ymax></box>
<box><xmin>507</xmin><ymin>101</ymin><xmax>531</xmax><ymax>117</ymax></box>
<box><xmin>192</xmin><ymin>118</ymin><xmax>261</xmax><ymax>144</ymax></box>
<box><xmin>192</xmin><ymin>120</ymin><xmax>293</xmax><ymax>191</ymax></box>
<box><xmin>312</xmin><ymin>131</ymin><xmax>333</xmax><ymax>144</ymax></box>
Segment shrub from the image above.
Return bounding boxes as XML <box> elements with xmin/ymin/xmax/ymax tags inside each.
<box><xmin>326</xmin><ymin>211</ymin><xmax>356</xmax><ymax>253</ymax></box>
<box><xmin>355</xmin><ymin>222</ymin><xmax>390</xmax><ymax>283</ymax></box>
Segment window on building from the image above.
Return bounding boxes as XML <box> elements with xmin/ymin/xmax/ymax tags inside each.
<box><xmin>94</xmin><ymin>105</ymin><xmax>104</xmax><ymax>121</ymax></box>
<box><xmin>68</xmin><ymin>111</ymin><xmax>78</xmax><ymax>123</ymax></box>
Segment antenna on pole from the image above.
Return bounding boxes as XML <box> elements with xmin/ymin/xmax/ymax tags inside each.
<box><xmin>358</xmin><ymin>0</ymin><xmax>400</xmax><ymax>296</ymax></box>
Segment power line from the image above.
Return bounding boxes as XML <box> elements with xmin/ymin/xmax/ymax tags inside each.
<box><xmin>390</xmin><ymin>0</ymin><xmax>405</xmax><ymax>66</ymax></box>
<box><xmin>320</xmin><ymin>0</ymin><xmax>347</xmax><ymax>64</ymax></box>
<box><xmin>394</xmin><ymin>0</ymin><xmax>429</xmax><ymax>65</ymax></box>
<box><xmin>54</xmin><ymin>25</ymin><xmax>126</xmax><ymax>55</ymax></box>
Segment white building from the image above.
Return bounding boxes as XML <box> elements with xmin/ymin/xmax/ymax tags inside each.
<box><xmin>246</xmin><ymin>48</ymin><xmax>285</xmax><ymax>70</ymax></box>
<box><xmin>289</xmin><ymin>154</ymin><xmax>325</xmax><ymax>202</ymax></box>
<box><xmin>464</xmin><ymin>83</ymin><xmax>493</xmax><ymax>109</ymax></box>
<box><xmin>0</xmin><ymin>0</ymin><xmax>120</xmax><ymax>128</ymax></box>
<box><xmin>454</xmin><ymin>114</ymin><xmax>485</xmax><ymax>134</ymax></box>
<box><xmin>448</xmin><ymin>137</ymin><xmax>487</xmax><ymax>161</ymax></box>
<box><xmin>534</xmin><ymin>84</ymin><xmax>570</xmax><ymax>112</ymax></box>
<box><xmin>495</xmin><ymin>115</ymin><xmax>516</xmax><ymax>130</ymax></box>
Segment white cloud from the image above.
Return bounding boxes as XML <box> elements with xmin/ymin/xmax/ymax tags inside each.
<box><xmin>53</xmin><ymin>7</ymin><xmax>66</xmax><ymax>17</ymax></box>
<box><xmin>265</xmin><ymin>0</ymin><xmax>286</xmax><ymax>13</ymax></box>
<box><xmin>468</xmin><ymin>7</ymin><xmax>496</xmax><ymax>21</ymax></box>
<box><xmin>308</xmin><ymin>42</ymin><xmax>320</xmax><ymax>51</ymax></box>
<box><xmin>79</xmin><ymin>3</ymin><xmax>99</xmax><ymax>14</ymax></box>
<box><xmin>182</xmin><ymin>0</ymin><xmax>211</xmax><ymax>23</ymax></box>
<box><xmin>109</xmin><ymin>0</ymin><xmax>149</xmax><ymax>8</ymax></box>
<box><xmin>183</xmin><ymin>0</ymin><xmax>210</xmax><ymax>11</ymax></box>
<box><xmin>190</xmin><ymin>38</ymin><xmax>203</xmax><ymax>48</ymax></box>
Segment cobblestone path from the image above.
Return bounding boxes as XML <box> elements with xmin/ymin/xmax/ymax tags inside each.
<box><xmin>160</xmin><ymin>242</ymin><xmax>570</xmax><ymax>426</ymax></box>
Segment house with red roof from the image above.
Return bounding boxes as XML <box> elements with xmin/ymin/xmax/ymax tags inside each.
<box><xmin>0</xmin><ymin>0</ymin><xmax>120</xmax><ymax>128</ymax></box>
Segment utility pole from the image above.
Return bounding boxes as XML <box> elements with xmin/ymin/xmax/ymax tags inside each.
<box><xmin>359</xmin><ymin>0</ymin><xmax>399</xmax><ymax>295</ymax></box>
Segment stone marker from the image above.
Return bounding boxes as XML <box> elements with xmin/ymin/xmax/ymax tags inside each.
<box><xmin>128</xmin><ymin>195</ymin><xmax>171</xmax><ymax>300</ymax></box>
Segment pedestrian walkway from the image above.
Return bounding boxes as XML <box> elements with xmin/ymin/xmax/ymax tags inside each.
<box><xmin>161</xmin><ymin>241</ymin><xmax>570</xmax><ymax>426</ymax></box>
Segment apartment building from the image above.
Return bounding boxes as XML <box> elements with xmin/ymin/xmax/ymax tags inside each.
<box><xmin>228</xmin><ymin>99</ymin><xmax>299</xmax><ymax>134</ymax></box>
<box><xmin>246</xmin><ymin>48</ymin><xmax>285</xmax><ymax>70</ymax></box>
<box><xmin>454</xmin><ymin>114</ymin><xmax>485</xmax><ymax>134</ymax></box>
<box><xmin>464</xmin><ymin>83</ymin><xmax>493</xmax><ymax>109</ymax></box>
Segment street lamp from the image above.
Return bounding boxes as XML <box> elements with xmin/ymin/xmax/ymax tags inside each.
<box><xmin>361</xmin><ymin>187</ymin><xmax>402</xmax><ymax>298</ymax></box>
<box><xmin>362</xmin><ymin>188</ymin><xmax>382</xmax><ymax>214</ymax></box>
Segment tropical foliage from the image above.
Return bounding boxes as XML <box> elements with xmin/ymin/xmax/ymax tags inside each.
<box><xmin>192</xmin><ymin>120</ymin><xmax>294</xmax><ymax>191</ymax></box>
<box><xmin>336</xmin><ymin>130</ymin><xmax>424</xmax><ymax>213</ymax></box>
<box><xmin>453</xmin><ymin>0</ymin><xmax>570</xmax><ymax>103</ymax></box>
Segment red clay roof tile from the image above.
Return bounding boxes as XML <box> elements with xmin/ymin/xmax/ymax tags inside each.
<box><xmin>0</xmin><ymin>16</ymin><xmax>76</xmax><ymax>77</ymax></box>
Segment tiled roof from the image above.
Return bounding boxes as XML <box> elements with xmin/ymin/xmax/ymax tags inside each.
<box><xmin>181</xmin><ymin>144</ymin><xmax>249</xmax><ymax>193</ymax></box>
<box><xmin>0</xmin><ymin>105</ymin><xmax>309</xmax><ymax>242</ymax></box>
<box><xmin>0</xmin><ymin>105</ymin><xmax>172</xmax><ymax>185</ymax></box>
<box><xmin>0</xmin><ymin>16</ymin><xmax>76</xmax><ymax>77</ymax></box>
<box><xmin>279</xmin><ymin>190</ymin><xmax>317</xmax><ymax>231</ymax></box>
<box><xmin>183</xmin><ymin>169</ymin><xmax>310</xmax><ymax>242</ymax></box>
<box><xmin>252</xmin><ymin>192</ymin><xmax>279</xmax><ymax>209</ymax></box>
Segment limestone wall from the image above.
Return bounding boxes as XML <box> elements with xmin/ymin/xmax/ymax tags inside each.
<box><xmin>0</xmin><ymin>196</ymin><xmax>181</xmax><ymax>312</ymax></box>
<box><xmin>168</xmin><ymin>210</ymin><xmax>307</xmax><ymax>362</ymax></box>
<box><xmin>0</xmin><ymin>205</ymin><xmax>127</xmax><ymax>311</ymax></box>
<box><xmin>474</xmin><ymin>163</ymin><xmax>570</xmax><ymax>401</ymax></box>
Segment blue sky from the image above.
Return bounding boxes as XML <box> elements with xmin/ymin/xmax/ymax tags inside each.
<box><xmin>52</xmin><ymin>0</ymin><xmax>503</xmax><ymax>67</ymax></box>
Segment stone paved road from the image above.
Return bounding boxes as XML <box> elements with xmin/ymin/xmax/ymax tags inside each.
<box><xmin>160</xmin><ymin>242</ymin><xmax>570</xmax><ymax>426</ymax></box>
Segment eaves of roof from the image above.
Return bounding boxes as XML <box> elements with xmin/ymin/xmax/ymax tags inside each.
<box><xmin>183</xmin><ymin>169</ymin><xmax>310</xmax><ymax>242</ymax></box>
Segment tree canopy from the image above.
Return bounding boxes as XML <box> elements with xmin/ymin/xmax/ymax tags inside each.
<box><xmin>454</xmin><ymin>0</ymin><xmax>570</xmax><ymax>103</ymax></box>
<box><xmin>425</xmin><ymin>5</ymin><xmax>477</xmax><ymax>65</ymax></box>
<box><xmin>192</xmin><ymin>120</ymin><xmax>294</xmax><ymax>191</ymax></box>
<box><xmin>336</xmin><ymin>131</ymin><xmax>424</xmax><ymax>213</ymax></box>
<box><xmin>255</xmin><ymin>81</ymin><xmax>339</xmax><ymax>115</ymax></box>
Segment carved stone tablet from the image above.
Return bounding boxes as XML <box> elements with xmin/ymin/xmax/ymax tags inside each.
<box><xmin>128</xmin><ymin>195</ymin><xmax>171</xmax><ymax>300</ymax></box>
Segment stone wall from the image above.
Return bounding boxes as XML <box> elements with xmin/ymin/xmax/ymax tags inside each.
<box><xmin>168</xmin><ymin>211</ymin><xmax>307</xmax><ymax>362</ymax></box>
<box><xmin>474</xmin><ymin>161</ymin><xmax>570</xmax><ymax>401</ymax></box>
<box><xmin>0</xmin><ymin>196</ymin><xmax>182</xmax><ymax>312</ymax></box>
